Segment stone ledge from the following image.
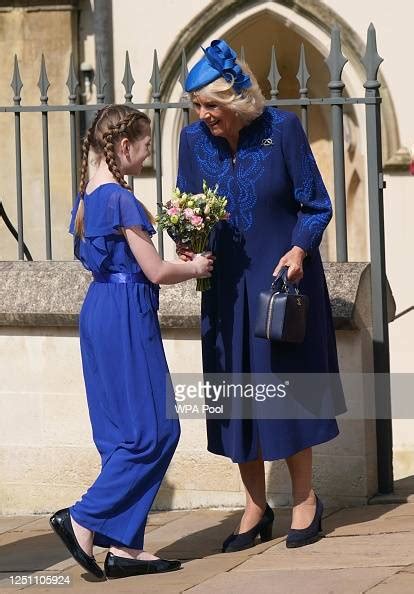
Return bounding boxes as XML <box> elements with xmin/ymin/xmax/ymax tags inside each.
<box><xmin>0</xmin><ymin>261</ymin><xmax>395</xmax><ymax>329</ymax></box>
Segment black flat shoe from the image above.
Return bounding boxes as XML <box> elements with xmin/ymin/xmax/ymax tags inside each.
<box><xmin>222</xmin><ymin>503</ymin><xmax>274</xmax><ymax>553</ymax></box>
<box><xmin>49</xmin><ymin>508</ymin><xmax>104</xmax><ymax>578</ymax></box>
<box><xmin>286</xmin><ymin>494</ymin><xmax>324</xmax><ymax>548</ymax></box>
<box><xmin>104</xmin><ymin>552</ymin><xmax>181</xmax><ymax>578</ymax></box>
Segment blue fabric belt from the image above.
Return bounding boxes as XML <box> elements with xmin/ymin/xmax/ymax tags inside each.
<box><xmin>92</xmin><ymin>271</ymin><xmax>150</xmax><ymax>284</ymax></box>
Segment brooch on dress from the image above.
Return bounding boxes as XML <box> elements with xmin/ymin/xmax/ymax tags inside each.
<box><xmin>261</xmin><ymin>138</ymin><xmax>273</xmax><ymax>147</ymax></box>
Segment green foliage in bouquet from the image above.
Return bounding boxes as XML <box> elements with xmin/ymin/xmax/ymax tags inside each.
<box><xmin>156</xmin><ymin>180</ymin><xmax>229</xmax><ymax>291</ymax></box>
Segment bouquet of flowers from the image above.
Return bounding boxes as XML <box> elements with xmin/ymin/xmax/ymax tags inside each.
<box><xmin>156</xmin><ymin>180</ymin><xmax>229</xmax><ymax>291</ymax></box>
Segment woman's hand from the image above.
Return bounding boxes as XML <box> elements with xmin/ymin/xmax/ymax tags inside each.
<box><xmin>192</xmin><ymin>251</ymin><xmax>214</xmax><ymax>278</ymax></box>
<box><xmin>176</xmin><ymin>242</ymin><xmax>195</xmax><ymax>262</ymax></box>
<box><xmin>273</xmin><ymin>246</ymin><xmax>306</xmax><ymax>282</ymax></box>
<box><xmin>176</xmin><ymin>242</ymin><xmax>216</xmax><ymax>266</ymax></box>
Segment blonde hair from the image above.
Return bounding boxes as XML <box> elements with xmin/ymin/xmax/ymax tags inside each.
<box><xmin>191</xmin><ymin>61</ymin><xmax>265</xmax><ymax>123</ymax></box>
<box><xmin>75</xmin><ymin>104</ymin><xmax>154</xmax><ymax>238</ymax></box>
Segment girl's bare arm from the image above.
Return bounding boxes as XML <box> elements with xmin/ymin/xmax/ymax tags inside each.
<box><xmin>123</xmin><ymin>226</ymin><xmax>213</xmax><ymax>285</ymax></box>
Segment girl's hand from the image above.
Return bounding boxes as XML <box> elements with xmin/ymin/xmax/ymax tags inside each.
<box><xmin>192</xmin><ymin>251</ymin><xmax>214</xmax><ymax>278</ymax></box>
<box><xmin>273</xmin><ymin>246</ymin><xmax>306</xmax><ymax>282</ymax></box>
<box><xmin>176</xmin><ymin>242</ymin><xmax>195</xmax><ymax>262</ymax></box>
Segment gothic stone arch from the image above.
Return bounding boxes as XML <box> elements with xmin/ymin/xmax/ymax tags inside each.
<box><xmin>158</xmin><ymin>0</ymin><xmax>408</xmax><ymax>172</ymax></box>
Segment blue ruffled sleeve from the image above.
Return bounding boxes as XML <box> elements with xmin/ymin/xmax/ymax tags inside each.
<box><xmin>108</xmin><ymin>188</ymin><xmax>156</xmax><ymax>236</ymax></box>
<box><xmin>281</xmin><ymin>112</ymin><xmax>333</xmax><ymax>254</ymax></box>
<box><xmin>83</xmin><ymin>186</ymin><xmax>156</xmax><ymax>237</ymax></box>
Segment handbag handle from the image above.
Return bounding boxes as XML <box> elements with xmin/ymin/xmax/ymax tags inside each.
<box><xmin>271</xmin><ymin>266</ymin><xmax>299</xmax><ymax>294</ymax></box>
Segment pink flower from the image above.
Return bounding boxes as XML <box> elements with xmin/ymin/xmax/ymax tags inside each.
<box><xmin>167</xmin><ymin>206</ymin><xmax>180</xmax><ymax>216</ymax></box>
<box><xmin>190</xmin><ymin>215</ymin><xmax>203</xmax><ymax>227</ymax></box>
<box><xmin>184</xmin><ymin>208</ymin><xmax>194</xmax><ymax>219</ymax></box>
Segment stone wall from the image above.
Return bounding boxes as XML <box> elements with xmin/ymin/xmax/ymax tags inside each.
<box><xmin>0</xmin><ymin>261</ymin><xmax>396</xmax><ymax>514</ymax></box>
<box><xmin>0</xmin><ymin>2</ymin><xmax>78</xmax><ymax>261</ymax></box>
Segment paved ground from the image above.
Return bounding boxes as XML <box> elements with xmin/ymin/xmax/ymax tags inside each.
<box><xmin>1</xmin><ymin>480</ymin><xmax>414</xmax><ymax>593</ymax></box>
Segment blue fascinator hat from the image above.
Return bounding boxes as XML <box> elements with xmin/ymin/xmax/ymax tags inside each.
<box><xmin>185</xmin><ymin>39</ymin><xmax>252</xmax><ymax>93</ymax></box>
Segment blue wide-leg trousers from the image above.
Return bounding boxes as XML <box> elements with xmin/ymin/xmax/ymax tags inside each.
<box><xmin>70</xmin><ymin>283</ymin><xmax>180</xmax><ymax>548</ymax></box>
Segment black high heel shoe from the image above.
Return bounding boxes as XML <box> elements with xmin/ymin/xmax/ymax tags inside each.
<box><xmin>286</xmin><ymin>494</ymin><xmax>324</xmax><ymax>548</ymax></box>
<box><xmin>222</xmin><ymin>503</ymin><xmax>274</xmax><ymax>553</ymax></box>
<box><xmin>104</xmin><ymin>552</ymin><xmax>181</xmax><ymax>579</ymax></box>
<box><xmin>49</xmin><ymin>508</ymin><xmax>104</xmax><ymax>578</ymax></box>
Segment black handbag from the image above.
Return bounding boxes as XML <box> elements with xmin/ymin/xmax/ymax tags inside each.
<box><xmin>254</xmin><ymin>266</ymin><xmax>309</xmax><ymax>343</ymax></box>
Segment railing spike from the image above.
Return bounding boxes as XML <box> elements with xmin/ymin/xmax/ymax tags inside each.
<box><xmin>361</xmin><ymin>23</ymin><xmax>383</xmax><ymax>89</ymax></box>
<box><xmin>150</xmin><ymin>49</ymin><xmax>162</xmax><ymax>98</ymax></box>
<box><xmin>121</xmin><ymin>51</ymin><xmax>135</xmax><ymax>102</ymax></box>
<box><xmin>325</xmin><ymin>26</ymin><xmax>348</xmax><ymax>95</ymax></box>
<box><xmin>37</xmin><ymin>54</ymin><xmax>50</xmax><ymax>104</ymax></box>
<box><xmin>267</xmin><ymin>45</ymin><xmax>281</xmax><ymax>99</ymax></box>
<box><xmin>296</xmin><ymin>43</ymin><xmax>310</xmax><ymax>96</ymax></box>
<box><xmin>11</xmin><ymin>55</ymin><xmax>23</xmax><ymax>105</ymax></box>
<box><xmin>66</xmin><ymin>53</ymin><xmax>79</xmax><ymax>104</ymax></box>
<box><xmin>95</xmin><ymin>53</ymin><xmax>107</xmax><ymax>103</ymax></box>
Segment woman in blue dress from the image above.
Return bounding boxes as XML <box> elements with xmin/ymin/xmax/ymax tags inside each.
<box><xmin>176</xmin><ymin>40</ymin><xmax>346</xmax><ymax>551</ymax></box>
<box><xmin>49</xmin><ymin>105</ymin><xmax>213</xmax><ymax>579</ymax></box>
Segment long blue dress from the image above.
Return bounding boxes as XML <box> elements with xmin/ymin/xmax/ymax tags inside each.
<box><xmin>177</xmin><ymin>107</ymin><xmax>346</xmax><ymax>463</ymax></box>
<box><xmin>68</xmin><ymin>182</ymin><xmax>180</xmax><ymax>548</ymax></box>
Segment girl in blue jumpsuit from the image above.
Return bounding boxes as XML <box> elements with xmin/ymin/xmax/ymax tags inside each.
<box><xmin>49</xmin><ymin>105</ymin><xmax>213</xmax><ymax>579</ymax></box>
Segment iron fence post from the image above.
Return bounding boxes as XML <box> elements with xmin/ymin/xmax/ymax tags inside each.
<box><xmin>66</xmin><ymin>54</ymin><xmax>79</xmax><ymax>206</ymax></box>
<box><xmin>326</xmin><ymin>27</ymin><xmax>348</xmax><ymax>263</ymax></box>
<box><xmin>11</xmin><ymin>55</ymin><xmax>24</xmax><ymax>260</ymax></box>
<box><xmin>362</xmin><ymin>23</ymin><xmax>393</xmax><ymax>494</ymax></box>
<box><xmin>296</xmin><ymin>43</ymin><xmax>310</xmax><ymax>135</ymax></box>
<box><xmin>38</xmin><ymin>54</ymin><xmax>52</xmax><ymax>260</ymax></box>
<box><xmin>150</xmin><ymin>50</ymin><xmax>164</xmax><ymax>257</ymax></box>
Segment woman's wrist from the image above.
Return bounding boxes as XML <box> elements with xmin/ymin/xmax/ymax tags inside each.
<box><xmin>186</xmin><ymin>259</ymin><xmax>198</xmax><ymax>278</ymax></box>
<box><xmin>291</xmin><ymin>245</ymin><xmax>307</xmax><ymax>259</ymax></box>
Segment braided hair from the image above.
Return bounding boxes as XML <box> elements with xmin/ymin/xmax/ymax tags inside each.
<box><xmin>74</xmin><ymin>105</ymin><xmax>153</xmax><ymax>237</ymax></box>
<box><xmin>102</xmin><ymin>112</ymin><xmax>141</xmax><ymax>192</ymax></box>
